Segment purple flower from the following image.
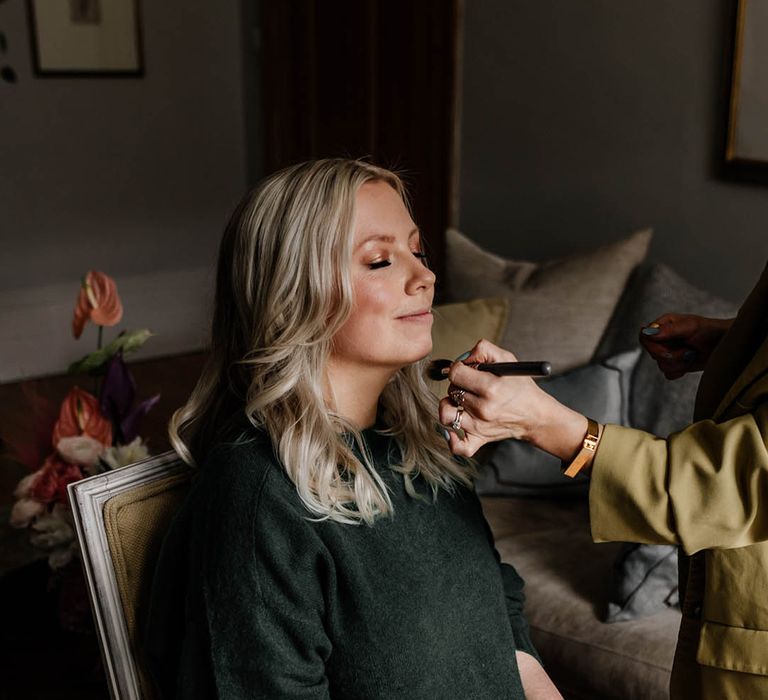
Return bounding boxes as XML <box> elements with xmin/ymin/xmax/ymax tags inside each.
<box><xmin>99</xmin><ymin>351</ymin><xmax>160</xmax><ymax>444</ymax></box>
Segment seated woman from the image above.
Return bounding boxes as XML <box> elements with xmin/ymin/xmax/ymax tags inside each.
<box><xmin>144</xmin><ymin>159</ymin><xmax>561</xmax><ymax>699</ymax></box>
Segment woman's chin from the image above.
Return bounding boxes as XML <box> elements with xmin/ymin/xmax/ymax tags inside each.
<box><xmin>398</xmin><ymin>342</ymin><xmax>433</xmax><ymax>368</ymax></box>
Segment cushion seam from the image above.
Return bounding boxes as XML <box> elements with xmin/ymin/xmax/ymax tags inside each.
<box><xmin>531</xmin><ymin>625</ymin><xmax>675</xmax><ymax>672</ymax></box>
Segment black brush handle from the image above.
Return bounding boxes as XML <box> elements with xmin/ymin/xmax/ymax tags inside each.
<box><xmin>477</xmin><ymin>361</ymin><xmax>552</xmax><ymax>377</ymax></box>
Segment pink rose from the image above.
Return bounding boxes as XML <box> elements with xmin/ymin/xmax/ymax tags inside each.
<box><xmin>30</xmin><ymin>457</ymin><xmax>60</xmax><ymax>504</ymax></box>
<box><xmin>54</xmin><ymin>463</ymin><xmax>85</xmax><ymax>504</ymax></box>
<box><xmin>29</xmin><ymin>455</ymin><xmax>85</xmax><ymax>505</ymax></box>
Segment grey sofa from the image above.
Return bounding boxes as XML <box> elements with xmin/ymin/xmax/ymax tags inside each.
<box><xmin>469</xmin><ymin>261</ymin><xmax>738</xmax><ymax>699</ymax></box>
<box><xmin>483</xmin><ymin>496</ymin><xmax>680</xmax><ymax>699</ymax></box>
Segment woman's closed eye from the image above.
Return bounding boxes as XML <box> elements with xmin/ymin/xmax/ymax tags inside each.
<box><xmin>367</xmin><ymin>252</ymin><xmax>428</xmax><ymax>270</ymax></box>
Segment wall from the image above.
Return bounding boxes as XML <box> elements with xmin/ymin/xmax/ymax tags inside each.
<box><xmin>0</xmin><ymin>0</ymin><xmax>249</xmax><ymax>381</ymax></box>
<box><xmin>459</xmin><ymin>0</ymin><xmax>768</xmax><ymax>305</ymax></box>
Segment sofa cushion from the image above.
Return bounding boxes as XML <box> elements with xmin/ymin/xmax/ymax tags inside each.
<box><xmin>475</xmin><ymin>349</ymin><xmax>640</xmax><ymax>499</ymax></box>
<box><xmin>428</xmin><ymin>297</ymin><xmax>509</xmax><ymax>398</ymax></box>
<box><xmin>482</xmin><ymin>496</ymin><xmax>679</xmax><ymax>700</ymax></box>
<box><xmin>594</xmin><ymin>262</ymin><xmax>738</xmax><ymax>438</ymax></box>
<box><xmin>606</xmin><ymin>543</ymin><xmax>679</xmax><ymax>623</ymax></box>
<box><xmin>445</xmin><ymin>228</ymin><xmax>652</xmax><ymax>373</ymax></box>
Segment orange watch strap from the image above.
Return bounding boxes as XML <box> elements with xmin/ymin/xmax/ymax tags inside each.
<box><xmin>562</xmin><ymin>418</ymin><xmax>602</xmax><ymax>478</ymax></box>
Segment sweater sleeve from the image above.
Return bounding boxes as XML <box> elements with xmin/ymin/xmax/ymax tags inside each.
<box><xmin>590</xmin><ymin>401</ymin><xmax>768</xmax><ymax>555</ymax></box>
<box><xmin>476</xmin><ymin>495</ymin><xmax>541</xmax><ymax>662</ymax></box>
<box><xmin>498</xmin><ymin>561</ymin><xmax>541</xmax><ymax>662</ymax></box>
<box><xmin>200</xmin><ymin>451</ymin><xmax>333</xmax><ymax>699</ymax></box>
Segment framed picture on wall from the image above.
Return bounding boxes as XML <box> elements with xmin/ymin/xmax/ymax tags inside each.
<box><xmin>28</xmin><ymin>0</ymin><xmax>143</xmax><ymax>76</ymax></box>
<box><xmin>725</xmin><ymin>0</ymin><xmax>768</xmax><ymax>167</ymax></box>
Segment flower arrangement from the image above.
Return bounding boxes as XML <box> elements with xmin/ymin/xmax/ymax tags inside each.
<box><xmin>9</xmin><ymin>271</ymin><xmax>159</xmax><ymax>569</ymax></box>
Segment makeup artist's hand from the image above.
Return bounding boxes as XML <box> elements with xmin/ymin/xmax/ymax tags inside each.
<box><xmin>639</xmin><ymin>314</ymin><xmax>735</xmax><ymax>380</ymax></box>
<box><xmin>438</xmin><ymin>339</ymin><xmax>587</xmax><ymax>460</ymax></box>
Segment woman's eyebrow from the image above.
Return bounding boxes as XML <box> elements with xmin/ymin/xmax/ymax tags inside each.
<box><xmin>356</xmin><ymin>228</ymin><xmax>420</xmax><ymax>250</ymax></box>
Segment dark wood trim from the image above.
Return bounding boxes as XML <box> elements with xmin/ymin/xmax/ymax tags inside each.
<box><xmin>261</xmin><ymin>0</ymin><xmax>461</xmax><ymax>298</ymax></box>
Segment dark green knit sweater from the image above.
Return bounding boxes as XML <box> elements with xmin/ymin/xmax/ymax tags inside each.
<box><xmin>145</xmin><ymin>426</ymin><xmax>538</xmax><ymax>699</ymax></box>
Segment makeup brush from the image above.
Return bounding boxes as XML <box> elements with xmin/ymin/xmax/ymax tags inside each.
<box><xmin>425</xmin><ymin>359</ymin><xmax>552</xmax><ymax>382</ymax></box>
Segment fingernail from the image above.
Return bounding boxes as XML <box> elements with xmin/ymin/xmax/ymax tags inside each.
<box><xmin>441</xmin><ymin>428</ymin><xmax>451</xmax><ymax>443</ymax></box>
<box><xmin>441</xmin><ymin>367</ymin><xmax>450</xmax><ymax>375</ymax></box>
<box><xmin>642</xmin><ymin>327</ymin><xmax>660</xmax><ymax>336</ymax></box>
<box><xmin>683</xmin><ymin>350</ymin><xmax>697</xmax><ymax>363</ymax></box>
<box><xmin>455</xmin><ymin>351</ymin><xmax>471</xmax><ymax>362</ymax></box>
<box><xmin>662</xmin><ymin>351</ymin><xmax>673</xmax><ymax>359</ymax></box>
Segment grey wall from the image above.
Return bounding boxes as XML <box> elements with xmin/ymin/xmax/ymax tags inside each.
<box><xmin>460</xmin><ymin>0</ymin><xmax>768</xmax><ymax>304</ymax></box>
<box><xmin>0</xmin><ymin>0</ymin><xmax>248</xmax><ymax>292</ymax></box>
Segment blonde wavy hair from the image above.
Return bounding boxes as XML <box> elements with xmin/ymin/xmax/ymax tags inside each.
<box><xmin>170</xmin><ymin>158</ymin><xmax>472</xmax><ymax>524</ymax></box>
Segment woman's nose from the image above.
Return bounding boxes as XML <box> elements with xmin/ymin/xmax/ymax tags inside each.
<box><xmin>406</xmin><ymin>255</ymin><xmax>436</xmax><ymax>293</ymax></box>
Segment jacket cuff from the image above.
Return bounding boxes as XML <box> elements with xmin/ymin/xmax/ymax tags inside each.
<box><xmin>589</xmin><ymin>424</ymin><xmax>676</xmax><ymax>546</ymax></box>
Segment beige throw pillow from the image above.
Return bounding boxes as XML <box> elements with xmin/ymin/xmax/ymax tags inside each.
<box><xmin>428</xmin><ymin>297</ymin><xmax>509</xmax><ymax>398</ymax></box>
<box><xmin>445</xmin><ymin>228</ymin><xmax>652</xmax><ymax>373</ymax></box>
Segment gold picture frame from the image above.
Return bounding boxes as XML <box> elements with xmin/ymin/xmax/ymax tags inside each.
<box><xmin>28</xmin><ymin>0</ymin><xmax>144</xmax><ymax>76</ymax></box>
<box><xmin>725</xmin><ymin>0</ymin><xmax>768</xmax><ymax>166</ymax></box>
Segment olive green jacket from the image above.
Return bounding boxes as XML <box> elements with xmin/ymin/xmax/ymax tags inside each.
<box><xmin>590</xmin><ymin>262</ymin><xmax>768</xmax><ymax>699</ymax></box>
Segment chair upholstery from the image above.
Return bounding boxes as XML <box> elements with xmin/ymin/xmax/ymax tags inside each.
<box><xmin>68</xmin><ymin>451</ymin><xmax>192</xmax><ymax>700</ymax></box>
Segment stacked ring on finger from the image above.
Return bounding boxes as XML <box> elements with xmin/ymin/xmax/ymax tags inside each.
<box><xmin>451</xmin><ymin>405</ymin><xmax>464</xmax><ymax>431</ymax></box>
<box><xmin>448</xmin><ymin>388</ymin><xmax>466</xmax><ymax>406</ymax></box>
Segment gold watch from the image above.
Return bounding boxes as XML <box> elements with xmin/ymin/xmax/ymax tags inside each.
<box><xmin>562</xmin><ymin>417</ymin><xmax>602</xmax><ymax>478</ymax></box>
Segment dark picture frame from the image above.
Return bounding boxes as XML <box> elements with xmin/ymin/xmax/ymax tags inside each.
<box><xmin>28</xmin><ymin>0</ymin><xmax>143</xmax><ymax>77</ymax></box>
<box><xmin>725</xmin><ymin>0</ymin><xmax>768</xmax><ymax>169</ymax></box>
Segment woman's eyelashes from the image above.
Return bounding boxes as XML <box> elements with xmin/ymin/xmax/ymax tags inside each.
<box><xmin>413</xmin><ymin>251</ymin><xmax>429</xmax><ymax>267</ymax></box>
<box><xmin>367</xmin><ymin>251</ymin><xmax>428</xmax><ymax>270</ymax></box>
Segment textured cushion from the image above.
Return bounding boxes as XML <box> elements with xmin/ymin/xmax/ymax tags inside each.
<box><xmin>103</xmin><ymin>473</ymin><xmax>192</xmax><ymax>697</ymax></box>
<box><xmin>428</xmin><ymin>297</ymin><xmax>509</xmax><ymax>398</ymax></box>
<box><xmin>482</xmin><ymin>496</ymin><xmax>679</xmax><ymax>700</ymax></box>
<box><xmin>475</xmin><ymin>349</ymin><xmax>640</xmax><ymax>498</ymax></box>
<box><xmin>594</xmin><ymin>262</ymin><xmax>738</xmax><ymax>438</ymax></box>
<box><xmin>606</xmin><ymin>543</ymin><xmax>679</xmax><ymax>623</ymax></box>
<box><xmin>446</xmin><ymin>228</ymin><xmax>652</xmax><ymax>373</ymax></box>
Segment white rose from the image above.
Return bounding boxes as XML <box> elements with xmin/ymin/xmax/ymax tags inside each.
<box><xmin>9</xmin><ymin>497</ymin><xmax>45</xmax><ymax>528</ymax></box>
<box><xmin>48</xmin><ymin>543</ymin><xmax>78</xmax><ymax>569</ymax></box>
<box><xmin>102</xmin><ymin>437</ymin><xmax>150</xmax><ymax>470</ymax></box>
<box><xmin>13</xmin><ymin>470</ymin><xmax>41</xmax><ymax>498</ymax></box>
<box><xmin>29</xmin><ymin>507</ymin><xmax>75</xmax><ymax>550</ymax></box>
<box><xmin>57</xmin><ymin>435</ymin><xmax>106</xmax><ymax>469</ymax></box>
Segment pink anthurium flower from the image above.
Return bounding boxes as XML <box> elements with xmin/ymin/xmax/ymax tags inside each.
<box><xmin>52</xmin><ymin>387</ymin><xmax>113</xmax><ymax>448</ymax></box>
<box><xmin>72</xmin><ymin>271</ymin><xmax>123</xmax><ymax>339</ymax></box>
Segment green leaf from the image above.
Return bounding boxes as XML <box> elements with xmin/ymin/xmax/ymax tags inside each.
<box><xmin>112</xmin><ymin>328</ymin><xmax>153</xmax><ymax>355</ymax></box>
<box><xmin>68</xmin><ymin>329</ymin><xmax>153</xmax><ymax>375</ymax></box>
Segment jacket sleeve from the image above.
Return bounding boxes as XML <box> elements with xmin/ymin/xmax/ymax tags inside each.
<box><xmin>200</xmin><ymin>458</ymin><xmax>333</xmax><ymax>699</ymax></box>
<box><xmin>590</xmin><ymin>401</ymin><xmax>768</xmax><ymax>555</ymax></box>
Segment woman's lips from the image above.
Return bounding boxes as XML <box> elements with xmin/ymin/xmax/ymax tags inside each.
<box><xmin>397</xmin><ymin>310</ymin><xmax>433</xmax><ymax>322</ymax></box>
